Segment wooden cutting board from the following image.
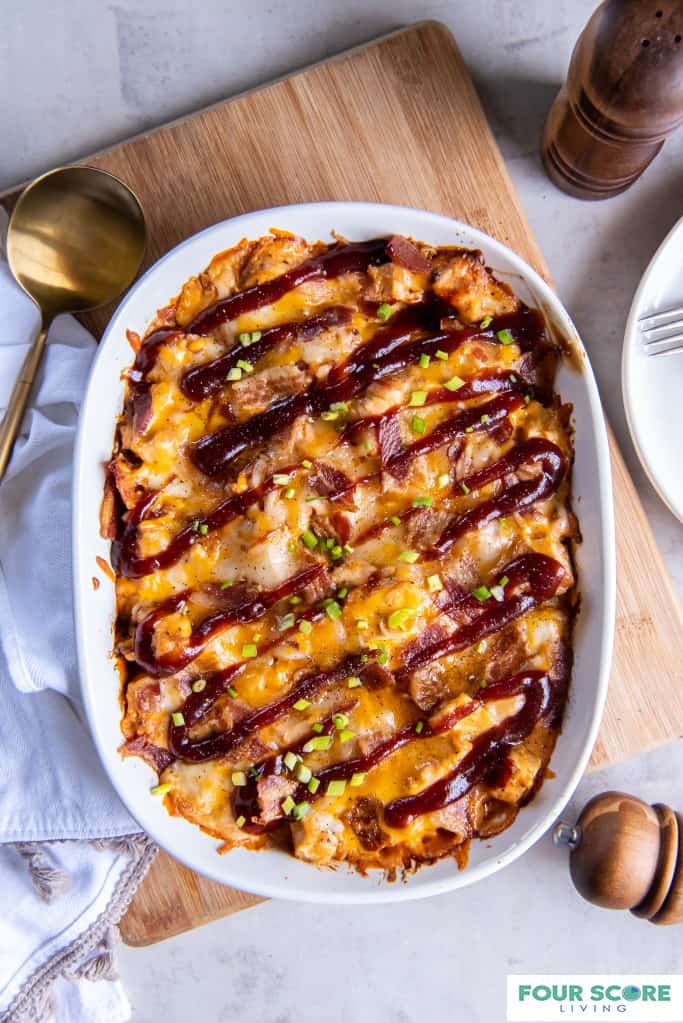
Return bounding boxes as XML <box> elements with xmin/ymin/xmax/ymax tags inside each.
<box><xmin>6</xmin><ymin>21</ymin><xmax>682</xmax><ymax>946</ymax></box>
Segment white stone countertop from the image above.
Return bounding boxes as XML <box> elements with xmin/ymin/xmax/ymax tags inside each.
<box><xmin>3</xmin><ymin>1</ymin><xmax>682</xmax><ymax>1019</ymax></box>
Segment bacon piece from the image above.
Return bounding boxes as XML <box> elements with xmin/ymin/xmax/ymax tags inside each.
<box><xmin>128</xmin><ymin>389</ymin><xmax>153</xmax><ymax>436</ymax></box>
<box><xmin>387</xmin><ymin>235</ymin><xmax>431</xmax><ymax>274</ymax></box>
<box><xmin>378</xmin><ymin>413</ymin><xmax>409</xmax><ymax>481</ymax></box>
<box><xmin>309</xmin><ymin>461</ymin><xmax>353</xmax><ymax>501</ymax></box>
<box><xmin>120</xmin><ymin>736</ymin><xmax>173</xmax><ymax>773</ymax></box>
<box><xmin>256</xmin><ymin>774</ymin><xmax>297</xmax><ymax>824</ymax></box>
<box><xmin>346</xmin><ymin>796</ymin><xmax>387</xmax><ymax>851</ymax></box>
<box><xmin>100</xmin><ymin>470</ymin><xmax>118</xmax><ymax>540</ymax></box>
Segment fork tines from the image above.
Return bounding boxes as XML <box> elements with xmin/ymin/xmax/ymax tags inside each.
<box><xmin>638</xmin><ymin>305</ymin><xmax>683</xmax><ymax>357</ymax></box>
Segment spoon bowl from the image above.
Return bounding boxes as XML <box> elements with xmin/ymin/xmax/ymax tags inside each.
<box><xmin>0</xmin><ymin>165</ymin><xmax>146</xmax><ymax>479</ymax></box>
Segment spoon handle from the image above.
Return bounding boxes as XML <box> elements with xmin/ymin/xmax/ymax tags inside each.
<box><xmin>0</xmin><ymin>322</ymin><xmax>50</xmax><ymax>482</ymax></box>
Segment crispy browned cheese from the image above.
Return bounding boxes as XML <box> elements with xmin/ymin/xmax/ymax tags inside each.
<box><xmin>107</xmin><ymin>232</ymin><xmax>577</xmax><ymax>874</ymax></box>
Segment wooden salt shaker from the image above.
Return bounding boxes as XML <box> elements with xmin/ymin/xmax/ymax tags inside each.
<box><xmin>542</xmin><ymin>0</ymin><xmax>683</xmax><ymax>199</ymax></box>
<box><xmin>554</xmin><ymin>791</ymin><xmax>683</xmax><ymax>924</ymax></box>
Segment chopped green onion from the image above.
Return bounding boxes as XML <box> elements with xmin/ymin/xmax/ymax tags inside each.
<box><xmin>284</xmin><ymin>751</ymin><xmax>299</xmax><ymax>770</ymax></box>
<box><xmin>227</xmin><ymin>686</ymin><xmax>238</xmax><ymax>698</ymax></box>
<box><xmin>241</xmin><ymin>643</ymin><xmax>258</xmax><ymax>658</ymax></box>
<box><xmin>472</xmin><ymin>585</ymin><xmax>491</xmax><ymax>602</ymax></box>
<box><xmin>363</xmin><ymin>440</ymin><xmax>373</xmax><ymax>453</ymax></box>
<box><xmin>337</xmin><ymin>586</ymin><xmax>348</xmax><ymax>599</ymax></box>
<box><xmin>465</xmin><ymin>426</ymin><xmax>474</xmax><ymax>434</ymax></box>
<box><xmin>461</xmin><ymin>482</ymin><xmax>470</xmax><ymax>495</ymax></box>
<box><xmin>311</xmin><ymin>722</ymin><xmax>324</xmax><ymax>734</ymax></box>
<box><xmin>330</xmin><ymin>545</ymin><xmax>343</xmax><ymax>560</ymax></box>
<box><xmin>388</xmin><ymin>608</ymin><xmax>413</xmax><ymax>630</ymax></box>
<box><xmin>410</xmin><ymin>415</ymin><xmax>426</xmax><ymax>435</ymax></box>
<box><xmin>198</xmin><ymin>523</ymin><xmax>208</xmax><ymax>535</ymax></box>
<box><xmin>192</xmin><ymin>519</ymin><xmax>200</xmax><ymax>532</ymax></box>
<box><xmin>150</xmin><ymin>782</ymin><xmax>172</xmax><ymax>797</ymax></box>
<box><xmin>326</xmin><ymin>779</ymin><xmax>347</xmax><ymax>796</ymax></box>
<box><xmin>356</xmin><ymin>619</ymin><xmax>369</xmax><ymax>631</ymax></box>
<box><xmin>377</xmin><ymin>303</ymin><xmax>394</xmax><ymax>321</ymax></box>
<box><xmin>282</xmin><ymin>795</ymin><xmax>296</xmax><ymax>815</ymax></box>
<box><xmin>332</xmin><ymin>712</ymin><xmax>349</xmax><ymax>730</ymax></box>
<box><xmin>375</xmin><ymin>642</ymin><xmax>389</xmax><ymax>666</ymax></box>
<box><xmin>220</xmin><ymin>581</ymin><xmax>232</xmax><ymax>590</ymax></box>
<box><xmin>300</xmin><ymin>529</ymin><xmax>318</xmax><ymax>550</ymax></box>
<box><xmin>295</xmin><ymin>763</ymin><xmax>312</xmax><ymax>784</ymax></box>
<box><xmin>415</xmin><ymin>720</ymin><xmax>425</xmax><ymax>734</ymax></box>
<box><xmin>480</xmin><ymin>414</ymin><xmax>490</xmax><ymax>424</ymax></box>
<box><xmin>293</xmin><ymin>698</ymin><xmax>311</xmax><ymax>711</ymax></box>
<box><xmin>231</xmin><ymin>771</ymin><xmax>247</xmax><ymax>787</ymax></box>
<box><xmin>409</xmin><ymin>390</ymin><xmax>427</xmax><ymax>407</ymax></box>
<box><xmin>330</xmin><ymin>401</ymin><xmax>349</xmax><ymax>413</ymax></box>
<box><xmin>273</xmin><ymin>473</ymin><xmax>290</xmax><ymax>485</ymax></box>
<box><xmin>192</xmin><ymin>678</ymin><xmax>207</xmax><ymax>693</ymax></box>
<box><xmin>299</xmin><ymin>620</ymin><xmax>313</xmax><ymax>636</ymax></box>
<box><xmin>284</xmin><ymin>486</ymin><xmax>296</xmax><ymax>499</ymax></box>
<box><xmin>444</xmin><ymin>375</ymin><xmax>465</xmax><ymax>391</ymax></box>
<box><xmin>171</xmin><ymin>712</ymin><xmax>184</xmax><ymax>727</ymax></box>
<box><xmin>238</xmin><ymin>332</ymin><xmax>251</xmax><ymax>345</ymax></box>
<box><xmin>390</xmin><ymin>515</ymin><xmax>401</xmax><ymax>526</ymax></box>
<box><xmin>236</xmin><ymin>359</ymin><xmax>254</xmax><ymax>372</ymax></box>
<box><xmin>278</xmin><ymin>613</ymin><xmax>296</xmax><ymax>631</ymax></box>
<box><xmin>324</xmin><ymin>539</ymin><xmax>334</xmax><ymax>550</ymax></box>
<box><xmin>302</xmin><ymin>735</ymin><xmax>333</xmax><ymax>753</ymax></box>
<box><xmin>301</xmin><ymin>459</ymin><xmax>312</xmax><ymax>469</ymax></box>
<box><xmin>226</xmin><ymin>367</ymin><xmax>242</xmax><ymax>381</ymax></box>
<box><xmin>497</xmin><ymin>329</ymin><xmax>514</xmax><ymax>345</ymax></box>
<box><xmin>524</xmin><ymin>394</ymin><xmax>531</xmax><ymax>404</ymax></box>
<box><xmin>292</xmin><ymin>801</ymin><xmax>310</xmax><ymax>821</ymax></box>
<box><xmin>350</xmin><ymin>772</ymin><xmax>366</xmax><ymax>787</ymax></box>
<box><xmin>250</xmin><ymin>330</ymin><xmax>262</xmax><ymax>343</ymax></box>
<box><xmin>480</xmin><ymin>315</ymin><xmax>493</xmax><ymax>329</ymax></box>
<box><xmin>476</xmin><ymin>640</ymin><xmax>487</xmax><ymax>654</ymax></box>
<box><xmin>399</xmin><ymin>550</ymin><xmax>419</xmax><ymax>563</ymax></box>
<box><xmin>321</xmin><ymin>410</ymin><xmax>339</xmax><ymax>421</ymax></box>
<box><xmin>412</xmin><ymin>496</ymin><xmax>432</xmax><ymax>508</ymax></box>
<box><xmin>339</xmin><ymin>730</ymin><xmax>356</xmax><ymax>743</ymax></box>
<box><xmin>347</xmin><ymin>676</ymin><xmax>362</xmax><ymax>689</ymax></box>
<box><xmin>491</xmin><ymin>585</ymin><xmax>505</xmax><ymax>602</ymax></box>
<box><xmin>509</xmin><ymin>374</ymin><xmax>517</xmax><ymax>383</ymax></box>
<box><xmin>343</xmin><ymin>544</ymin><xmax>354</xmax><ymax>554</ymax></box>
<box><xmin>308</xmin><ymin>777</ymin><xmax>321</xmax><ymax>794</ymax></box>
<box><xmin>427</xmin><ymin>574</ymin><xmax>443</xmax><ymax>593</ymax></box>
<box><xmin>235</xmin><ymin>815</ymin><xmax>246</xmax><ymax>828</ymax></box>
<box><xmin>419</xmin><ymin>353</ymin><xmax>431</xmax><ymax>369</ymax></box>
<box><xmin>325</xmin><ymin>600</ymin><xmax>342</xmax><ymax>621</ymax></box>
<box><xmin>289</xmin><ymin>595</ymin><xmax>302</xmax><ymax>605</ymax></box>
<box><xmin>437</xmin><ymin>473</ymin><xmax>450</xmax><ymax>489</ymax></box>
<box><xmin>435</xmin><ymin>350</ymin><xmax>448</xmax><ymax>361</ymax></box>
<box><xmin>499</xmin><ymin>575</ymin><xmax>510</xmax><ymax>587</ymax></box>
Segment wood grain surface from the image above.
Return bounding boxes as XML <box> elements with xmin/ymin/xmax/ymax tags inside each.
<box><xmin>6</xmin><ymin>22</ymin><xmax>681</xmax><ymax>946</ymax></box>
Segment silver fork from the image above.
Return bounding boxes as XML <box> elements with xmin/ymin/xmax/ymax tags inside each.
<box><xmin>639</xmin><ymin>305</ymin><xmax>683</xmax><ymax>357</ymax></box>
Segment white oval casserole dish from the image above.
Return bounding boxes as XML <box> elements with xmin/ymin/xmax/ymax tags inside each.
<box><xmin>73</xmin><ymin>202</ymin><xmax>615</xmax><ymax>903</ymax></box>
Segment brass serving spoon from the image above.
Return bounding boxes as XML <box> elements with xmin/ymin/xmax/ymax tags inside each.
<box><xmin>0</xmin><ymin>166</ymin><xmax>146</xmax><ymax>480</ymax></box>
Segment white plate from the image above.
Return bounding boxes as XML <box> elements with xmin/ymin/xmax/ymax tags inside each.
<box><xmin>623</xmin><ymin>214</ymin><xmax>683</xmax><ymax>523</ymax></box>
<box><xmin>73</xmin><ymin>202</ymin><xmax>615</xmax><ymax>903</ymax></box>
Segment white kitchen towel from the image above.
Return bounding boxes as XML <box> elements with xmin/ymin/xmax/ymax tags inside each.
<box><xmin>0</xmin><ymin>208</ymin><xmax>155</xmax><ymax>1022</ymax></box>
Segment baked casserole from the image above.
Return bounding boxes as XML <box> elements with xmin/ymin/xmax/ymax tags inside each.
<box><xmin>103</xmin><ymin>231</ymin><xmax>577</xmax><ymax>875</ymax></box>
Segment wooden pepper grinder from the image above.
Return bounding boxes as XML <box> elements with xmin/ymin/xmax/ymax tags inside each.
<box><xmin>554</xmin><ymin>791</ymin><xmax>683</xmax><ymax>924</ymax></box>
<box><xmin>542</xmin><ymin>0</ymin><xmax>683</xmax><ymax>199</ymax></box>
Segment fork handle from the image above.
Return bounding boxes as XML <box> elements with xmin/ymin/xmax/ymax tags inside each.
<box><xmin>0</xmin><ymin>321</ymin><xmax>50</xmax><ymax>482</ymax></box>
